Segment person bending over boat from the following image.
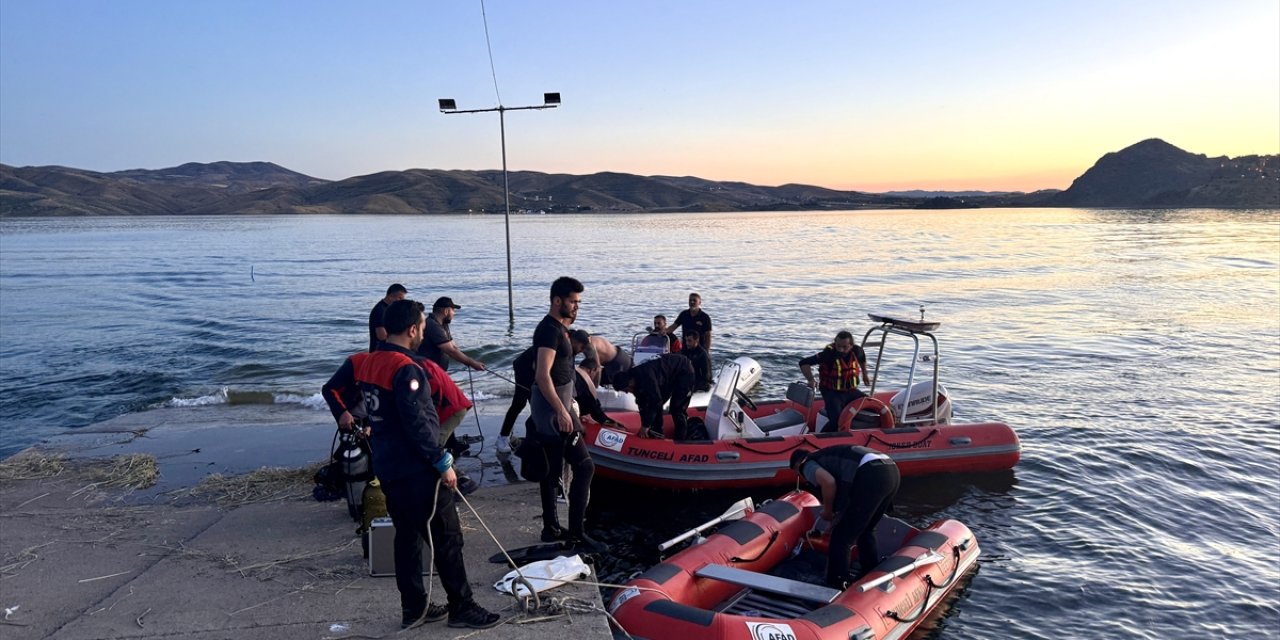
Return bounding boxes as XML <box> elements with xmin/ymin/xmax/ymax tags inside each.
<box><xmin>322</xmin><ymin>299</ymin><xmax>500</xmax><ymax>630</ymax></box>
<box><xmin>612</xmin><ymin>353</ymin><xmax>696</xmax><ymax>440</ymax></box>
<box><xmin>799</xmin><ymin>330</ymin><xmax>870</xmax><ymax>432</ymax></box>
<box><xmin>790</xmin><ymin>446</ymin><xmax>900</xmax><ymax>589</ymax></box>
<box><xmin>668</xmin><ymin>292</ymin><xmax>712</xmax><ymax>352</ymax></box>
<box><xmin>576</xmin><ymin>331</ymin><xmax>633</xmax><ymax>388</ymax></box>
<box><xmin>680</xmin><ymin>332</ymin><xmax>713</xmax><ymax>391</ymax></box>
<box><xmin>529</xmin><ymin>277</ymin><xmax>605</xmax><ymax>553</ymax></box>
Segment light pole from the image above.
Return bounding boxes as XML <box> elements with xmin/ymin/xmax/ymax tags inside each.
<box><xmin>438</xmin><ymin>92</ymin><xmax>560</xmax><ymax>325</ymax></box>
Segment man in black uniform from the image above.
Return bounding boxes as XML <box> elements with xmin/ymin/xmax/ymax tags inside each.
<box><xmin>789</xmin><ymin>445</ymin><xmax>899</xmax><ymax>589</ymax></box>
<box><xmin>799</xmin><ymin>330</ymin><xmax>870</xmax><ymax>431</ymax></box>
<box><xmin>680</xmin><ymin>332</ymin><xmax>713</xmax><ymax>391</ymax></box>
<box><xmin>668</xmin><ymin>292</ymin><xmax>712</xmax><ymax>351</ymax></box>
<box><xmin>368</xmin><ymin>283</ymin><xmax>406</xmax><ymax>352</ymax></box>
<box><xmin>612</xmin><ymin>352</ymin><xmax>696</xmax><ymax>440</ymax></box>
<box><xmin>528</xmin><ymin>276</ymin><xmax>604</xmax><ymax>552</ymax></box>
<box><xmin>324</xmin><ymin>299</ymin><xmax>499</xmax><ymax>630</ymax></box>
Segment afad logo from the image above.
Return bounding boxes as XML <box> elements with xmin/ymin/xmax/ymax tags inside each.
<box><xmin>594</xmin><ymin>428</ymin><xmax>627</xmax><ymax>452</ymax></box>
<box><xmin>747</xmin><ymin>621</ymin><xmax>798</xmax><ymax>640</ymax></box>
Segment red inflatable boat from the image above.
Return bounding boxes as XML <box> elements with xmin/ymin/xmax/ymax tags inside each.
<box><xmin>608</xmin><ymin>490</ymin><xmax>980</xmax><ymax>640</ymax></box>
<box><xmin>584</xmin><ymin>314</ymin><xmax>1020</xmax><ymax>490</ymax></box>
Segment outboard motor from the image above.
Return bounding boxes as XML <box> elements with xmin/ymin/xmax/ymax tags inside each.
<box><xmin>336</xmin><ymin>430</ymin><xmax>374</xmax><ymax>521</ymax></box>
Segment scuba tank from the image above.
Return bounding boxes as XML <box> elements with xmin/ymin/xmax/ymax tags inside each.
<box><xmin>336</xmin><ymin>430</ymin><xmax>374</xmax><ymax>522</ymax></box>
<box><xmin>358</xmin><ymin>477</ymin><xmax>388</xmax><ymax>557</ymax></box>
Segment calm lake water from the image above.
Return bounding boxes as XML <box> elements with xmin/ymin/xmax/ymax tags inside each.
<box><xmin>1</xmin><ymin>209</ymin><xmax>1278</xmax><ymax>638</ymax></box>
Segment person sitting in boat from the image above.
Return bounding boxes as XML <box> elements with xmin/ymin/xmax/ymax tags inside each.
<box><xmin>799</xmin><ymin>330</ymin><xmax>870</xmax><ymax>432</ymax></box>
<box><xmin>650</xmin><ymin>315</ymin><xmax>682</xmax><ymax>352</ymax></box>
<box><xmin>680</xmin><ymin>332</ymin><xmax>713</xmax><ymax>392</ymax></box>
<box><xmin>790</xmin><ymin>446</ymin><xmax>900</xmax><ymax>589</ymax></box>
<box><xmin>611</xmin><ymin>353</ymin><xmax>696</xmax><ymax>440</ymax></box>
<box><xmin>576</xmin><ymin>330</ymin><xmax>633</xmax><ymax>388</ymax></box>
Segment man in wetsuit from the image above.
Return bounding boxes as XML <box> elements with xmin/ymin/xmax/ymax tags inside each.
<box><xmin>528</xmin><ymin>277</ymin><xmax>604</xmax><ymax>553</ymax></box>
<box><xmin>498</xmin><ymin>332</ymin><xmax>596</xmax><ymax>454</ymax></box>
<box><xmin>799</xmin><ymin>330</ymin><xmax>870</xmax><ymax>431</ymax></box>
<box><xmin>369</xmin><ymin>283</ymin><xmax>407</xmax><ymax>352</ymax></box>
<box><xmin>323</xmin><ymin>299</ymin><xmax>499</xmax><ymax>630</ymax></box>
<box><xmin>668</xmin><ymin>292</ymin><xmax>712</xmax><ymax>352</ymax></box>
<box><xmin>612</xmin><ymin>352</ymin><xmax>696</xmax><ymax>440</ymax></box>
<box><xmin>790</xmin><ymin>445</ymin><xmax>899</xmax><ymax>589</ymax></box>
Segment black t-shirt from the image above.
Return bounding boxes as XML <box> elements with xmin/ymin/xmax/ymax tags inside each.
<box><xmin>513</xmin><ymin>345</ymin><xmax>538</xmax><ymax>387</ymax></box>
<box><xmin>532</xmin><ymin>314</ymin><xmax>574</xmax><ymax>387</ymax></box>
<box><xmin>368</xmin><ymin>299</ymin><xmax>389</xmax><ymax>352</ymax></box>
<box><xmin>418</xmin><ymin>314</ymin><xmax>453</xmax><ymax>370</ymax></box>
<box><xmin>672</xmin><ymin>309</ymin><xmax>712</xmax><ymax>341</ymax></box>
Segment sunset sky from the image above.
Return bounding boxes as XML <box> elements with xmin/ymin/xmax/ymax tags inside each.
<box><xmin>1</xmin><ymin>0</ymin><xmax>1276</xmax><ymax>192</ymax></box>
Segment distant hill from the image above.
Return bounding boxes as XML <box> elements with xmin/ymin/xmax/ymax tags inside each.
<box><xmin>0</xmin><ymin>163</ymin><xmax>920</xmax><ymax>216</ymax></box>
<box><xmin>1</xmin><ymin>139</ymin><xmax>1275</xmax><ymax>216</ymax></box>
<box><xmin>1052</xmin><ymin>139</ymin><xmax>1278</xmax><ymax>208</ymax></box>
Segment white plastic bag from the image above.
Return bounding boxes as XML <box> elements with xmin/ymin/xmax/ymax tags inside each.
<box><xmin>493</xmin><ymin>554</ymin><xmax>591</xmax><ymax>597</ymax></box>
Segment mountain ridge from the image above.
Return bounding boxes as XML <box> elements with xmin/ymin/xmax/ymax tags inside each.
<box><xmin>2</xmin><ymin>139</ymin><xmax>1275</xmax><ymax>216</ymax></box>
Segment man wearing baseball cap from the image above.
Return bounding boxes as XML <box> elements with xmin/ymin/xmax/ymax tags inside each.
<box><xmin>418</xmin><ymin>297</ymin><xmax>486</xmax><ymax>373</ymax></box>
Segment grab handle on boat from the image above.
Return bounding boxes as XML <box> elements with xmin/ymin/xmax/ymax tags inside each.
<box><xmin>856</xmin><ymin>551</ymin><xmax>944</xmax><ymax>593</ymax></box>
<box><xmin>658</xmin><ymin>498</ymin><xmax>755</xmax><ymax>552</ymax></box>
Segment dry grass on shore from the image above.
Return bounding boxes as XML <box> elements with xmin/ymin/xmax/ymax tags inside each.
<box><xmin>0</xmin><ymin>450</ymin><xmax>158</xmax><ymax>491</ymax></box>
<box><xmin>189</xmin><ymin>463</ymin><xmax>322</xmax><ymax>507</ymax></box>
<box><xmin>0</xmin><ymin>449</ymin><xmax>68</xmax><ymax>482</ymax></box>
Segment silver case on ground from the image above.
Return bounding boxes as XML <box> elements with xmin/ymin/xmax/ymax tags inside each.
<box><xmin>368</xmin><ymin>517</ymin><xmax>434</xmax><ymax>577</ymax></box>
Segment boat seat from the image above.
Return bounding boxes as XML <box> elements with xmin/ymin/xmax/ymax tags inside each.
<box><xmin>752</xmin><ymin>382</ymin><xmax>814</xmax><ymax>433</ymax></box>
<box><xmin>695</xmin><ymin>564</ymin><xmax>839</xmax><ymax>604</ymax></box>
<box><xmin>754</xmin><ymin>409</ymin><xmax>806</xmax><ymax>433</ymax></box>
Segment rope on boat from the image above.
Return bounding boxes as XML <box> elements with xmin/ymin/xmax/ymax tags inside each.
<box><xmin>865</xmin><ymin>428</ymin><xmax>939</xmax><ymax>449</ymax></box>
<box><xmin>730</xmin><ymin>531</ymin><xmax>779</xmax><ymax>564</ymax></box>
<box><xmin>886</xmin><ymin>545</ymin><xmax>963</xmax><ymax>624</ymax></box>
<box><xmin>729</xmin><ymin>438</ymin><xmax>811</xmax><ymax>455</ymax></box>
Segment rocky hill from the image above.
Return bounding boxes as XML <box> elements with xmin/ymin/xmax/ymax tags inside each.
<box><xmin>2</xmin><ymin>139</ymin><xmax>1275</xmax><ymax>216</ymax></box>
<box><xmin>1052</xmin><ymin>139</ymin><xmax>1278</xmax><ymax>208</ymax></box>
<box><xmin>0</xmin><ymin>164</ymin><xmax>919</xmax><ymax>216</ymax></box>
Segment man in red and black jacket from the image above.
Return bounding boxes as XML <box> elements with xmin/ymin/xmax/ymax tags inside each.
<box><xmin>322</xmin><ymin>299</ymin><xmax>499</xmax><ymax>630</ymax></box>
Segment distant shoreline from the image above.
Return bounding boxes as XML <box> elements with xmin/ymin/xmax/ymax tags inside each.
<box><xmin>2</xmin><ymin>139</ymin><xmax>1276</xmax><ymax>216</ymax></box>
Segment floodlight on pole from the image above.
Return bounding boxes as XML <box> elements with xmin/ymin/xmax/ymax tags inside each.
<box><xmin>438</xmin><ymin>93</ymin><xmax>560</xmax><ymax>325</ymax></box>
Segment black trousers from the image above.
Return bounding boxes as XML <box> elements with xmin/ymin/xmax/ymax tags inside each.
<box><xmin>530</xmin><ymin>382</ymin><xmax>594</xmax><ymax>536</ymax></box>
<box><xmin>827</xmin><ymin>460</ymin><xmax>900</xmax><ymax>587</ymax></box>
<box><xmin>820</xmin><ymin>387</ymin><xmax>867</xmax><ymax>432</ymax></box>
<box><xmin>668</xmin><ymin>370</ymin><xmax>695</xmax><ymax>440</ymax></box>
<box><xmin>500</xmin><ymin>383</ymin><xmax>532</xmax><ymax>437</ymax></box>
<box><xmin>539</xmin><ymin>433</ymin><xmax>595</xmax><ymax>537</ymax></box>
<box><xmin>381</xmin><ymin>473</ymin><xmax>473</xmax><ymax>615</ymax></box>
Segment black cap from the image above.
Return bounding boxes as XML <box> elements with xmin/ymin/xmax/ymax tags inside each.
<box><xmin>433</xmin><ymin>296</ymin><xmax>461</xmax><ymax>310</ymax></box>
<box><xmin>569</xmin><ymin>329</ymin><xmax>590</xmax><ymax>344</ymax></box>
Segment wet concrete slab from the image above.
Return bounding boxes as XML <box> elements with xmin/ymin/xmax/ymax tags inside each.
<box><xmin>0</xmin><ymin>403</ymin><xmax>614</xmax><ymax>640</ymax></box>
